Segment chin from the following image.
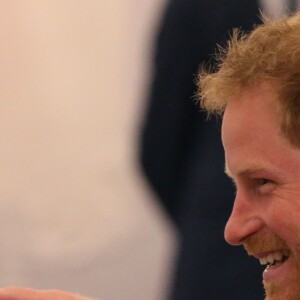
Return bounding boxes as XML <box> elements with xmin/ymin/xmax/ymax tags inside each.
<box><xmin>264</xmin><ymin>279</ymin><xmax>300</xmax><ymax>300</ymax></box>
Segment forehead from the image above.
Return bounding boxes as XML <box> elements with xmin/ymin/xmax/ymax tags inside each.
<box><xmin>222</xmin><ymin>83</ymin><xmax>281</xmax><ymax>147</ymax></box>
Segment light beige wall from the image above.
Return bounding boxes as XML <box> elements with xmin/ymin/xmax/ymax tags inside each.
<box><xmin>0</xmin><ymin>1</ymin><xmax>177</xmax><ymax>299</ymax></box>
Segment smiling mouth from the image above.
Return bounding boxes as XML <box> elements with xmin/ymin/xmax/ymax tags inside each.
<box><xmin>258</xmin><ymin>249</ymin><xmax>291</xmax><ymax>270</ymax></box>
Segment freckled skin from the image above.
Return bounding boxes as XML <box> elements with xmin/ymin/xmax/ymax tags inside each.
<box><xmin>222</xmin><ymin>82</ymin><xmax>300</xmax><ymax>300</ymax></box>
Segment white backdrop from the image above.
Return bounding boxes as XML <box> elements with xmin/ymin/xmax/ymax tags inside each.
<box><xmin>0</xmin><ymin>1</ymin><xmax>177</xmax><ymax>299</ymax></box>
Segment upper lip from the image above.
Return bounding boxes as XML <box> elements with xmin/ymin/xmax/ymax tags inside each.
<box><xmin>253</xmin><ymin>250</ymin><xmax>281</xmax><ymax>260</ymax></box>
<box><xmin>252</xmin><ymin>249</ymin><xmax>290</xmax><ymax>259</ymax></box>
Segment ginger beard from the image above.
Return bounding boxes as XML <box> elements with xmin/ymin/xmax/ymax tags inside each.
<box><xmin>244</xmin><ymin>234</ymin><xmax>300</xmax><ymax>300</ymax></box>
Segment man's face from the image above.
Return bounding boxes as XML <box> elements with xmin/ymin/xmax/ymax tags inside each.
<box><xmin>222</xmin><ymin>82</ymin><xmax>300</xmax><ymax>300</ymax></box>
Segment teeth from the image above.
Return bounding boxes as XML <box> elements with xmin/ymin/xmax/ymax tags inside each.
<box><xmin>266</xmin><ymin>253</ymin><xmax>275</xmax><ymax>265</ymax></box>
<box><xmin>260</xmin><ymin>257</ymin><xmax>268</xmax><ymax>265</ymax></box>
<box><xmin>259</xmin><ymin>250</ymin><xmax>288</xmax><ymax>266</ymax></box>
<box><xmin>274</xmin><ymin>251</ymin><xmax>283</xmax><ymax>261</ymax></box>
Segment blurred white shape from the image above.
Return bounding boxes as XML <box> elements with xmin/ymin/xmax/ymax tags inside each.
<box><xmin>0</xmin><ymin>1</ymin><xmax>176</xmax><ymax>299</ymax></box>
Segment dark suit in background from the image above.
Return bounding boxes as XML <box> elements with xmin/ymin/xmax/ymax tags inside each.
<box><xmin>140</xmin><ymin>0</ymin><xmax>264</xmax><ymax>299</ymax></box>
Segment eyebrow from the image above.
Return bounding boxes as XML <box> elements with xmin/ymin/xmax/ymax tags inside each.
<box><xmin>224</xmin><ymin>164</ymin><xmax>269</xmax><ymax>179</ymax></box>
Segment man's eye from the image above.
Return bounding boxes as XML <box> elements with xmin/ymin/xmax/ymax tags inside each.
<box><xmin>257</xmin><ymin>178</ymin><xmax>270</xmax><ymax>185</ymax></box>
<box><xmin>255</xmin><ymin>178</ymin><xmax>276</xmax><ymax>195</ymax></box>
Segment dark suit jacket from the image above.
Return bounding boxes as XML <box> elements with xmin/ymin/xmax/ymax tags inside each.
<box><xmin>140</xmin><ymin>0</ymin><xmax>264</xmax><ymax>299</ymax></box>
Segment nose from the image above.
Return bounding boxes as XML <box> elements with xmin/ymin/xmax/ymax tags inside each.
<box><xmin>224</xmin><ymin>191</ymin><xmax>264</xmax><ymax>245</ymax></box>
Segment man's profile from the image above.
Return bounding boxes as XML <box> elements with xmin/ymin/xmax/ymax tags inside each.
<box><xmin>200</xmin><ymin>12</ymin><xmax>300</xmax><ymax>300</ymax></box>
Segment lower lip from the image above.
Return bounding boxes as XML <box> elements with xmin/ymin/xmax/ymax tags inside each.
<box><xmin>263</xmin><ymin>257</ymin><xmax>292</xmax><ymax>282</ymax></box>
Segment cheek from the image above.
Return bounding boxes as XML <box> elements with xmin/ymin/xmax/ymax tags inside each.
<box><xmin>266</xmin><ymin>195</ymin><xmax>300</xmax><ymax>248</ymax></box>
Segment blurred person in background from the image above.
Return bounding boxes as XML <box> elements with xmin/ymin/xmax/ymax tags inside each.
<box><xmin>0</xmin><ymin>1</ymin><xmax>172</xmax><ymax>300</ymax></box>
<box><xmin>140</xmin><ymin>0</ymin><xmax>299</xmax><ymax>299</ymax></box>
